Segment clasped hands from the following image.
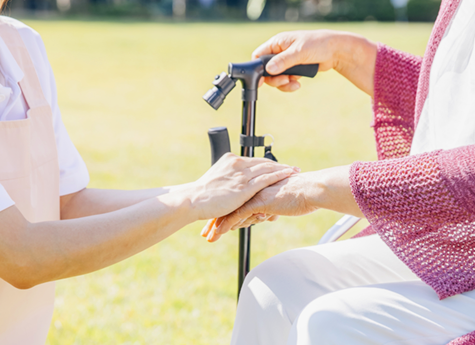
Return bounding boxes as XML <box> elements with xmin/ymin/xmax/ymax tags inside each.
<box><xmin>200</xmin><ymin>163</ymin><xmax>360</xmax><ymax>243</ymax></box>
<box><xmin>197</xmin><ymin>29</ymin><xmax>374</xmax><ymax>241</ymax></box>
<box><xmin>201</xmin><ymin>171</ymin><xmax>318</xmax><ymax>242</ymax></box>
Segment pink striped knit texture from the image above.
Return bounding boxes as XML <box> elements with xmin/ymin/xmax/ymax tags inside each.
<box><xmin>349</xmin><ymin>1</ymin><xmax>475</xmax><ymax>342</ymax></box>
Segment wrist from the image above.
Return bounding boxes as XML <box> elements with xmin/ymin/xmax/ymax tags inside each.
<box><xmin>304</xmin><ymin>170</ymin><xmax>329</xmax><ymax>210</ymax></box>
<box><xmin>157</xmin><ymin>185</ymin><xmax>201</xmax><ymax>225</ymax></box>
<box><xmin>332</xmin><ymin>32</ymin><xmax>376</xmax><ymax>74</ymax></box>
<box><xmin>305</xmin><ymin>166</ymin><xmax>363</xmax><ymax>217</ymax></box>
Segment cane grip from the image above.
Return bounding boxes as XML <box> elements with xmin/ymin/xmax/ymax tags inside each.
<box><xmin>259</xmin><ymin>54</ymin><xmax>319</xmax><ymax>78</ymax></box>
<box><xmin>208</xmin><ymin>127</ymin><xmax>231</xmax><ymax>165</ymax></box>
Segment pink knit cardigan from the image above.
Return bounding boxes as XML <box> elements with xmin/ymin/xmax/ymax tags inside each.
<box><xmin>349</xmin><ymin>0</ymin><xmax>475</xmax><ymax>343</ymax></box>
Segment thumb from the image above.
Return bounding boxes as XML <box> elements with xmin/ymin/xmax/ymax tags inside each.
<box><xmin>266</xmin><ymin>49</ymin><xmax>300</xmax><ymax>75</ymax></box>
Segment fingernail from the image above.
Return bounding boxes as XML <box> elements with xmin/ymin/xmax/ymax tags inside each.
<box><xmin>257</xmin><ymin>214</ymin><xmax>266</xmax><ymax>220</ymax></box>
<box><xmin>267</xmin><ymin>61</ymin><xmax>278</xmax><ymax>74</ymax></box>
<box><xmin>293</xmin><ymin>166</ymin><xmax>301</xmax><ymax>173</ymax></box>
<box><xmin>207</xmin><ymin>229</ymin><xmax>214</xmax><ymax>241</ymax></box>
<box><xmin>201</xmin><ymin>219</ymin><xmax>213</xmax><ymax>237</ymax></box>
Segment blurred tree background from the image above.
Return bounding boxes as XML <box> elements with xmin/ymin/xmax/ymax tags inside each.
<box><xmin>6</xmin><ymin>0</ymin><xmax>441</xmax><ymax>22</ymax></box>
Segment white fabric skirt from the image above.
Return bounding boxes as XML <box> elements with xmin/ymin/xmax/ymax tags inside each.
<box><xmin>231</xmin><ymin>235</ymin><xmax>475</xmax><ymax>345</ymax></box>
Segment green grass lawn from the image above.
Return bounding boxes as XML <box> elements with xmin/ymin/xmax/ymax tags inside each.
<box><xmin>20</xmin><ymin>19</ymin><xmax>432</xmax><ymax>344</ymax></box>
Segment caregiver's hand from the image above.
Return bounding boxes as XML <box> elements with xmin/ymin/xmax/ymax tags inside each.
<box><xmin>203</xmin><ymin>165</ymin><xmax>364</xmax><ymax>242</ymax></box>
<box><xmin>253</xmin><ymin>30</ymin><xmax>377</xmax><ymax>96</ymax></box>
<box><xmin>188</xmin><ymin>153</ymin><xmax>299</xmax><ymax>221</ymax></box>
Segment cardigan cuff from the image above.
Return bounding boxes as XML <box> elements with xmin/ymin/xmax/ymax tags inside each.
<box><xmin>349</xmin><ymin>149</ymin><xmax>475</xmax><ymax>299</ymax></box>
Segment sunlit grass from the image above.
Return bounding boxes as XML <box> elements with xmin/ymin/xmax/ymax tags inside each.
<box><xmin>19</xmin><ymin>19</ymin><xmax>432</xmax><ymax>344</ymax></box>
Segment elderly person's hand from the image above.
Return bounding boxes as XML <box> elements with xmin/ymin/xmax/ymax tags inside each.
<box><xmin>202</xmin><ymin>165</ymin><xmax>364</xmax><ymax>242</ymax></box>
<box><xmin>190</xmin><ymin>153</ymin><xmax>300</xmax><ymax>220</ymax></box>
<box><xmin>253</xmin><ymin>30</ymin><xmax>377</xmax><ymax>96</ymax></box>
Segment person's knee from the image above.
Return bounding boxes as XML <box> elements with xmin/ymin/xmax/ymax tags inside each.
<box><xmin>234</xmin><ymin>252</ymin><xmax>300</xmax><ymax>333</ymax></box>
<box><xmin>291</xmin><ymin>288</ymin><xmax>374</xmax><ymax>344</ymax></box>
<box><xmin>239</xmin><ymin>251</ymin><xmax>293</xmax><ymax>303</ymax></box>
<box><xmin>239</xmin><ymin>247</ymin><xmax>333</xmax><ymax>316</ymax></box>
<box><xmin>297</xmin><ymin>293</ymin><xmax>351</xmax><ymax>335</ymax></box>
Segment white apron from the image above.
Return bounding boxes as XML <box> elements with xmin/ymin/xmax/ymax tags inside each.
<box><xmin>0</xmin><ymin>19</ymin><xmax>60</xmax><ymax>345</ymax></box>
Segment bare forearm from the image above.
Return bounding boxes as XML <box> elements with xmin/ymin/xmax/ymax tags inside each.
<box><xmin>332</xmin><ymin>33</ymin><xmax>378</xmax><ymax>97</ymax></box>
<box><xmin>305</xmin><ymin>166</ymin><xmax>364</xmax><ymax>217</ymax></box>
<box><xmin>2</xmin><ymin>154</ymin><xmax>296</xmax><ymax>288</ymax></box>
<box><xmin>8</xmin><ymin>191</ymin><xmax>195</xmax><ymax>288</ymax></box>
<box><xmin>61</xmin><ymin>183</ymin><xmax>193</xmax><ymax>219</ymax></box>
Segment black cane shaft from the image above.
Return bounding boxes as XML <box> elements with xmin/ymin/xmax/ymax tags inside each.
<box><xmin>238</xmin><ymin>226</ymin><xmax>251</xmax><ymax>296</ymax></box>
<box><xmin>237</xmin><ymin>100</ymin><xmax>256</xmax><ymax>297</ymax></box>
<box><xmin>241</xmin><ymin>101</ymin><xmax>256</xmax><ymax>158</ymax></box>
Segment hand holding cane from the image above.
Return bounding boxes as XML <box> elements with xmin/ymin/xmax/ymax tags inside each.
<box><xmin>203</xmin><ymin>54</ymin><xmax>319</xmax><ymax>297</ymax></box>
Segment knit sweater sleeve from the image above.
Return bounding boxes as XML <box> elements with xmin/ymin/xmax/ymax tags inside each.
<box><xmin>447</xmin><ymin>331</ymin><xmax>475</xmax><ymax>345</ymax></box>
<box><xmin>350</xmin><ymin>144</ymin><xmax>475</xmax><ymax>299</ymax></box>
<box><xmin>372</xmin><ymin>43</ymin><xmax>422</xmax><ymax>160</ymax></box>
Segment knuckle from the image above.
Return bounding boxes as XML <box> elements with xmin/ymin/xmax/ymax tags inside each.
<box><xmin>230</xmin><ymin>156</ymin><xmax>244</xmax><ymax>168</ymax></box>
<box><xmin>235</xmin><ymin>172</ymin><xmax>247</xmax><ymax>182</ymax></box>
<box><xmin>223</xmin><ymin>152</ymin><xmax>235</xmax><ymax>160</ymax></box>
<box><xmin>264</xmin><ymin>162</ymin><xmax>274</xmax><ymax>170</ymax></box>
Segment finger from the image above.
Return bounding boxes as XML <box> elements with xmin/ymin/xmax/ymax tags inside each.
<box><xmin>265</xmin><ymin>75</ymin><xmax>291</xmax><ymax>88</ymax></box>
<box><xmin>201</xmin><ymin>218</ymin><xmax>216</xmax><ymax>238</ymax></box>
<box><xmin>200</xmin><ymin>219</ymin><xmax>213</xmax><ymax>237</ymax></box>
<box><xmin>207</xmin><ymin>225</ymin><xmax>223</xmax><ymax>242</ymax></box>
<box><xmin>252</xmin><ymin>33</ymin><xmax>294</xmax><ymax>60</ymax></box>
<box><xmin>215</xmin><ymin>216</ymin><xmax>226</xmax><ymax>228</ymax></box>
<box><xmin>246</xmin><ymin>162</ymin><xmax>299</xmax><ymax>180</ymax></box>
<box><xmin>231</xmin><ymin>217</ymin><xmax>247</xmax><ymax>231</ymax></box>
<box><xmin>238</xmin><ymin>213</ymin><xmax>269</xmax><ymax>229</ymax></box>
<box><xmin>258</xmin><ymin>77</ymin><xmax>264</xmax><ymax>88</ymax></box>
<box><xmin>289</xmin><ymin>75</ymin><xmax>302</xmax><ymax>82</ymax></box>
<box><xmin>207</xmin><ymin>216</ymin><xmax>228</xmax><ymax>242</ymax></box>
<box><xmin>252</xmin><ymin>38</ymin><xmax>282</xmax><ymax>60</ymax></box>
<box><xmin>208</xmin><ymin>233</ymin><xmax>222</xmax><ymax>242</ymax></box>
<box><xmin>216</xmin><ymin>204</ymin><xmax>257</xmax><ymax>236</ymax></box>
<box><xmin>248</xmin><ymin>168</ymin><xmax>295</xmax><ymax>191</ymax></box>
<box><xmin>277</xmin><ymin>80</ymin><xmax>301</xmax><ymax>92</ymax></box>
<box><xmin>242</xmin><ymin>214</ymin><xmax>278</xmax><ymax>227</ymax></box>
<box><xmin>265</xmin><ymin>48</ymin><xmax>301</xmax><ymax>76</ymax></box>
<box><xmin>264</xmin><ymin>75</ymin><xmax>301</xmax><ymax>89</ymax></box>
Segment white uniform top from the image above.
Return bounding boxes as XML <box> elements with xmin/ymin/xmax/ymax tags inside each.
<box><xmin>412</xmin><ymin>0</ymin><xmax>475</xmax><ymax>155</ymax></box>
<box><xmin>0</xmin><ymin>18</ymin><xmax>89</xmax><ymax>212</ymax></box>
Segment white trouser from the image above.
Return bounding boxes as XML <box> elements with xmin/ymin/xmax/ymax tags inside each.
<box><xmin>231</xmin><ymin>235</ymin><xmax>475</xmax><ymax>345</ymax></box>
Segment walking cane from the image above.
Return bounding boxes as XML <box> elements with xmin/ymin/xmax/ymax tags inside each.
<box><xmin>203</xmin><ymin>55</ymin><xmax>318</xmax><ymax>297</ymax></box>
<box><xmin>203</xmin><ymin>55</ymin><xmax>359</xmax><ymax>298</ymax></box>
